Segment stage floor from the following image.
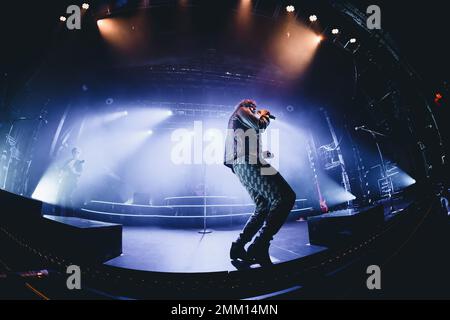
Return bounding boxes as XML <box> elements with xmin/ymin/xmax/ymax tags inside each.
<box><xmin>104</xmin><ymin>221</ymin><xmax>327</xmax><ymax>273</ymax></box>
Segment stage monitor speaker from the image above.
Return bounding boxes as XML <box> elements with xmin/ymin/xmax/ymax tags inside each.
<box><xmin>42</xmin><ymin>215</ymin><xmax>122</xmax><ymax>263</ymax></box>
<box><xmin>307</xmin><ymin>205</ymin><xmax>384</xmax><ymax>247</ymax></box>
<box><xmin>0</xmin><ymin>190</ymin><xmax>122</xmax><ymax>263</ymax></box>
<box><xmin>0</xmin><ymin>189</ymin><xmax>43</xmax><ymax>236</ymax></box>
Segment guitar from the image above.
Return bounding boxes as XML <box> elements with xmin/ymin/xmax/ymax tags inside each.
<box><xmin>73</xmin><ymin>160</ymin><xmax>85</xmax><ymax>176</ymax></box>
<box><xmin>315</xmin><ymin>177</ymin><xmax>328</xmax><ymax>213</ymax></box>
<box><xmin>306</xmin><ymin>135</ymin><xmax>329</xmax><ymax>214</ymax></box>
<box><xmin>59</xmin><ymin>159</ymin><xmax>85</xmax><ymax>184</ymax></box>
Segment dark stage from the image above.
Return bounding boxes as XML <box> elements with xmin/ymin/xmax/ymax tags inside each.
<box><xmin>1</xmin><ymin>0</ymin><xmax>449</xmax><ymax>302</ymax></box>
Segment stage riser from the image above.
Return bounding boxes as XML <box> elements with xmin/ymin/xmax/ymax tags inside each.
<box><xmin>84</xmin><ymin>202</ymin><xmax>253</xmax><ymax>216</ymax></box>
<box><xmin>79</xmin><ymin>209</ymin><xmax>309</xmax><ymax>227</ymax></box>
<box><xmin>85</xmin><ymin>202</ymin><xmax>175</xmax><ymax>216</ymax></box>
<box><xmin>165</xmin><ymin>197</ymin><xmax>239</xmax><ymax>206</ymax></box>
<box><xmin>78</xmin><ymin>210</ymin><xmax>251</xmax><ymax>228</ymax></box>
<box><xmin>307</xmin><ymin>205</ymin><xmax>384</xmax><ymax>247</ymax></box>
<box><xmin>82</xmin><ymin>200</ymin><xmax>313</xmax><ymax>225</ymax></box>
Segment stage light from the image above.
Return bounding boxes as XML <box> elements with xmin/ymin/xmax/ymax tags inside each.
<box><xmin>147</xmin><ymin>130</ymin><xmax>153</xmax><ymax>135</ymax></box>
<box><xmin>115</xmin><ymin>110</ymin><xmax>128</xmax><ymax>118</ymax></box>
<box><xmin>236</xmin><ymin>0</ymin><xmax>253</xmax><ymax>33</ymax></box>
<box><xmin>394</xmin><ymin>169</ymin><xmax>416</xmax><ymax>189</ymax></box>
<box><xmin>82</xmin><ymin>3</ymin><xmax>89</xmax><ymax>10</ymax></box>
<box><xmin>86</xmin><ymin>110</ymin><xmax>129</xmax><ymax>128</ymax></box>
<box><xmin>309</xmin><ymin>15</ymin><xmax>318</xmax><ymax>22</ymax></box>
<box><xmin>435</xmin><ymin>92</ymin><xmax>443</xmax><ymax>105</ymax></box>
<box><xmin>167</xmin><ymin>110</ymin><xmax>174</xmax><ymax>116</ymax></box>
<box><xmin>317</xmin><ymin>175</ymin><xmax>357</xmax><ymax>207</ymax></box>
<box><xmin>97</xmin><ymin>18</ymin><xmax>109</xmax><ymax>29</ymax></box>
<box><xmin>270</xmin><ymin>20</ymin><xmax>321</xmax><ymax>77</ymax></box>
<box><xmin>286</xmin><ymin>5</ymin><xmax>295</xmax><ymax>13</ymax></box>
<box><xmin>32</xmin><ymin>167</ymin><xmax>60</xmax><ymax>204</ymax></box>
<box><xmin>331</xmin><ymin>28</ymin><xmax>339</xmax><ymax>35</ymax></box>
<box><xmin>59</xmin><ymin>16</ymin><xmax>67</xmax><ymax>22</ymax></box>
<box><xmin>344</xmin><ymin>38</ymin><xmax>358</xmax><ymax>49</ymax></box>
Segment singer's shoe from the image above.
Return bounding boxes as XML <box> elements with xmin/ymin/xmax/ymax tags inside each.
<box><xmin>230</xmin><ymin>241</ymin><xmax>248</xmax><ymax>261</ymax></box>
<box><xmin>247</xmin><ymin>238</ymin><xmax>273</xmax><ymax>267</ymax></box>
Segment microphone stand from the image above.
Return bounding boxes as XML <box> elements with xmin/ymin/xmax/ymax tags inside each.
<box><xmin>358</xmin><ymin>127</ymin><xmax>395</xmax><ymax>213</ymax></box>
<box><xmin>2</xmin><ymin>115</ymin><xmax>47</xmax><ymax>191</ymax></box>
<box><xmin>22</xmin><ymin>112</ymin><xmax>48</xmax><ymax>196</ymax></box>
<box><xmin>2</xmin><ymin>118</ymin><xmax>23</xmax><ymax>189</ymax></box>
<box><xmin>198</xmin><ymin>163</ymin><xmax>212</xmax><ymax>234</ymax></box>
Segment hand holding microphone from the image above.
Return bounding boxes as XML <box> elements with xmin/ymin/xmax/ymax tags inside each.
<box><xmin>258</xmin><ymin>109</ymin><xmax>276</xmax><ymax>120</ymax></box>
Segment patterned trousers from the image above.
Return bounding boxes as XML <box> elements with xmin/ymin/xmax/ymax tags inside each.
<box><xmin>233</xmin><ymin>163</ymin><xmax>296</xmax><ymax>243</ymax></box>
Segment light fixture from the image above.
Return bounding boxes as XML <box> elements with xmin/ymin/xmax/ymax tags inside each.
<box><xmin>82</xmin><ymin>3</ymin><xmax>89</xmax><ymax>10</ymax></box>
<box><xmin>344</xmin><ymin>38</ymin><xmax>358</xmax><ymax>49</ymax></box>
<box><xmin>309</xmin><ymin>15</ymin><xmax>318</xmax><ymax>22</ymax></box>
<box><xmin>331</xmin><ymin>28</ymin><xmax>339</xmax><ymax>35</ymax></box>
<box><xmin>286</xmin><ymin>5</ymin><xmax>295</xmax><ymax>13</ymax></box>
<box><xmin>59</xmin><ymin>16</ymin><xmax>67</xmax><ymax>22</ymax></box>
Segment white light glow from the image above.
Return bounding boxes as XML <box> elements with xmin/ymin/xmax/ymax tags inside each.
<box><xmin>286</xmin><ymin>5</ymin><xmax>295</xmax><ymax>13</ymax></box>
<box><xmin>309</xmin><ymin>15</ymin><xmax>318</xmax><ymax>22</ymax></box>
<box><xmin>32</xmin><ymin>167</ymin><xmax>60</xmax><ymax>204</ymax></box>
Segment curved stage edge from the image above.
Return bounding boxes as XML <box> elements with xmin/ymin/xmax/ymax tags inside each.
<box><xmin>0</xmin><ymin>186</ymin><xmax>436</xmax><ymax>299</ymax></box>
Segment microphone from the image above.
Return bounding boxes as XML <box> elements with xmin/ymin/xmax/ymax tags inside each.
<box><xmin>355</xmin><ymin>125</ymin><xmax>365</xmax><ymax>131</ymax></box>
<box><xmin>258</xmin><ymin>109</ymin><xmax>276</xmax><ymax>120</ymax></box>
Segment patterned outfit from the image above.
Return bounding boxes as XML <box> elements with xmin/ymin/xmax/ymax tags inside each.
<box><xmin>224</xmin><ymin>101</ymin><xmax>296</xmax><ymax>263</ymax></box>
<box><xmin>232</xmin><ymin>163</ymin><xmax>296</xmax><ymax>244</ymax></box>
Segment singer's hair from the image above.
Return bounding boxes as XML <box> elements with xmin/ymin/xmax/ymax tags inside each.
<box><xmin>236</xmin><ymin>99</ymin><xmax>257</xmax><ymax>110</ymax></box>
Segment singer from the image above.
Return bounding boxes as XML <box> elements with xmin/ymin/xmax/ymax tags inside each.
<box><xmin>224</xmin><ymin>99</ymin><xmax>296</xmax><ymax>266</ymax></box>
